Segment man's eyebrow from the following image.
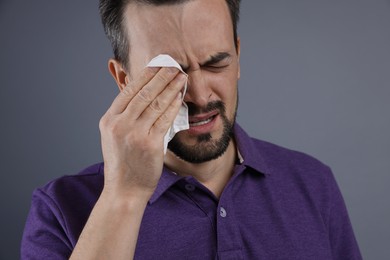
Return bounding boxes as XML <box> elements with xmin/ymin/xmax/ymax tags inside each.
<box><xmin>178</xmin><ymin>52</ymin><xmax>231</xmax><ymax>71</ymax></box>
<box><xmin>201</xmin><ymin>52</ymin><xmax>231</xmax><ymax>67</ymax></box>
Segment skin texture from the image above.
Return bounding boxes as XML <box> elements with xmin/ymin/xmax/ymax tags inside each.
<box><xmin>70</xmin><ymin>0</ymin><xmax>240</xmax><ymax>259</ymax></box>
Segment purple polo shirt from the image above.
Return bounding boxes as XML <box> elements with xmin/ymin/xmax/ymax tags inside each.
<box><xmin>21</xmin><ymin>124</ymin><xmax>362</xmax><ymax>259</ymax></box>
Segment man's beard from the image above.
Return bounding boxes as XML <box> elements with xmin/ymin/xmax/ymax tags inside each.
<box><xmin>167</xmin><ymin>100</ymin><xmax>236</xmax><ymax>164</ymax></box>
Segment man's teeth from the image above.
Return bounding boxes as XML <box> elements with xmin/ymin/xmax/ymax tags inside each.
<box><xmin>190</xmin><ymin>117</ymin><xmax>213</xmax><ymax>126</ymax></box>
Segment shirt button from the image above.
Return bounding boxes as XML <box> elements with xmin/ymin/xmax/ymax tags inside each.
<box><xmin>220</xmin><ymin>207</ymin><xmax>227</xmax><ymax>218</ymax></box>
<box><xmin>185</xmin><ymin>184</ymin><xmax>195</xmax><ymax>192</ymax></box>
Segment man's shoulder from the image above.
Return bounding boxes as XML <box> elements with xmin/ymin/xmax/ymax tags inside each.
<box><xmin>251</xmin><ymin>137</ymin><xmax>329</xmax><ymax>170</ymax></box>
<box><xmin>36</xmin><ymin>162</ymin><xmax>104</xmax><ymax>202</ymax></box>
<box><xmin>245</xmin><ymin>136</ymin><xmax>333</xmax><ymax>188</ymax></box>
<box><xmin>24</xmin><ymin>163</ymin><xmax>104</xmax><ymax>252</ymax></box>
<box><xmin>235</xmin><ymin>124</ymin><xmax>330</xmax><ymax>175</ymax></box>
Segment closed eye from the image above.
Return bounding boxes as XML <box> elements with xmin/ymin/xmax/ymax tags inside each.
<box><xmin>202</xmin><ymin>53</ymin><xmax>232</xmax><ymax>72</ymax></box>
<box><xmin>179</xmin><ymin>52</ymin><xmax>232</xmax><ymax>73</ymax></box>
<box><xmin>203</xmin><ymin>64</ymin><xmax>229</xmax><ymax>72</ymax></box>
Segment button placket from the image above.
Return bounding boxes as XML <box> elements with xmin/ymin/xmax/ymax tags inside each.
<box><xmin>216</xmin><ymin>183</ymin><xmax>244</xmax><ymax>259</ymax></box>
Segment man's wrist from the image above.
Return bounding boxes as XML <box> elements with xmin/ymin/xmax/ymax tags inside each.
<box><xmin>100</xmin><ymin>187</ymin><xmax>152</xmax><ymax>213</ymax></box>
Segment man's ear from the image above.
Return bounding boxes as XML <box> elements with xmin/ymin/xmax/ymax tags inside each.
<box><xmin>108</xmin><ymin>59</ymin><xmax>129</xmax><ymax>91</ymax></box>
<box><xmin>236</xmin><ymin>37</ymin><xmax>241</xmax><ymax>79</ymax></box>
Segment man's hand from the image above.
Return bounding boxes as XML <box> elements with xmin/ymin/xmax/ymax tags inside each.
<box><xmin>70</xmin><ymin>66</ymin><xmax>186</xmax><ymax>260</ymax></box>
<box><xmin>99</xmin><ymin>66</ymin><xmax>186</xmax><ymax>199</ymax></box>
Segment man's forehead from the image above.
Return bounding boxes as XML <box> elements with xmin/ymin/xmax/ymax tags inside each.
<box><xmin>124</xmin><ymin>0</ymin><xmax>231</xmax><ymax>31</ymax></box>
<box><xmin>123</xmin><ymin>0</ymin><xmax>234</xmax><ymax>69</ymax></box>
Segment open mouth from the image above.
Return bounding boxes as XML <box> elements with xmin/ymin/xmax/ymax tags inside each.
<box><xmin>189</xmin><ymin>112</ymin><xmax>218</xmax><ymax>127</ymax></box>
<box><xmin>189</xmin><ymin>115</ymin><xmax>217</xmax><ymax>127</ymax></box>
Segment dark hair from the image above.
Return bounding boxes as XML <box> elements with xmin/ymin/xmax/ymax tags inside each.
<box><xmin>99</xmin><ymin>0</ymin><xmax>241</xmax><ymax>70</ymax></box>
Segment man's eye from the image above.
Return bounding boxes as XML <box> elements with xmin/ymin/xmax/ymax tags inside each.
<box><xmin>205</xmin><ymin>64</ymin><xmax>229</xmax><ymax>71</ymax></box>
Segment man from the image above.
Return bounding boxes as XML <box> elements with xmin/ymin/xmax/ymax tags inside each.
<box><xmin>21</xmin><ymin>0</ymin><xmax>362</xmax><ymax>259</ymax></box>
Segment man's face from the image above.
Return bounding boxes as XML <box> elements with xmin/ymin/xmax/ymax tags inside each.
<box><xmin>124</xmin><ymin>0</ymin><xmax>240</xmax><ymax>163</ymax></box>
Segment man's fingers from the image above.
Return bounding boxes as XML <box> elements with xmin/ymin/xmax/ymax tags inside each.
<box><xmin>107</xmin><ymin>67</ymin><xmax>158</xmax><ymax>115</ymax></box>
<box><xmin>125</xmin><ymin>67</ymin><xmax>180</xmax><ymax>118</ymax></box>
<box><xmin>138</xmin><ymin>73</ymin><xmax>187</xmax><ymax>127</ymax></box>
<box><xmin>103</xmin><ymin>66</ymin><xmax>184</xmax><ymax>142</ymax></box>
<box><xmin>150</xmin><ymin>91</ymin><xmax>183</xmax><ymax>136</ymax></box>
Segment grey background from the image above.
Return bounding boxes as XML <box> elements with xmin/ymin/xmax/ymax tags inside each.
<box><xmin>0</xmin><ymin>0</ymin><xmax>389</xmax><ymax>259</ymax></box>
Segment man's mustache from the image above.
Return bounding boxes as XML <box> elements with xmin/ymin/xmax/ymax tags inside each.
<box><xmin>186</xmin><ymin>100</ymin><xmax>226</xmax><ymax>116</ymax></box>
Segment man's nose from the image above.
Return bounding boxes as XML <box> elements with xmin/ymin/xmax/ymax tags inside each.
<box><xmin>183</xmin><ymin>70</ymin><xmax>212</xmax><ymax>108</ymax></box>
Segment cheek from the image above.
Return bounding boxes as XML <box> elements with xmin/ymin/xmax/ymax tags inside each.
<box><xmin>203</xmin><ymin>73</ymin><xmax>238</xmax><ymax>122</ymax></box>
<box><xmin>205</xmin><ymin>72</ymin><xmax>238</xmax><ymax>104</ymax></box>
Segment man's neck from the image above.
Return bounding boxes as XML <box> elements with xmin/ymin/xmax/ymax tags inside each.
<box><xmin>164</xmin><ymin>140</ymin><xmax>237</xmax><ymax>199</ymax></box>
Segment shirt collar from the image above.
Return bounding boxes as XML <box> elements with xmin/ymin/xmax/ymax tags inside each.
<box><xmin>149</xmin><ymin>167</ymin><xmax>183</xmax><ymax>204</ymax></box>
<box><xmin>233</xmin><ymin>123</ymin><xmax>271</xmax><ymax>176</ymax></box>
<box><xmin>149</xmin><ymin>123</ymin><xmax>270</xmax><ymax>204</ymax></box>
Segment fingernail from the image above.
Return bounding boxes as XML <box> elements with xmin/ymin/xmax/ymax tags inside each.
<box><xmin>177</xmin><ymin>92</ymin><xmax>182</xmax><ymax>100</ymax></box>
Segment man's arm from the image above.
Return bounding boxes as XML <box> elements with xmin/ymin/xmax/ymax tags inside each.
<box><xmin>68</xmin><ymin>66</ymin><xmax>186</xmax><ymax>259</ymax></box>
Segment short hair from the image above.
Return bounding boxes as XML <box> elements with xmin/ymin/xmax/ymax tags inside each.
<box><xmin>99</xmin><ymin>0</ymin><xmax>241</xmax><ymax>70</ymax></box>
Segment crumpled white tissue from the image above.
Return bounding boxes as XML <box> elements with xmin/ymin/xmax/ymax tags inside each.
<box><xmin>146</xmin><ymin>54</ymin><xmax>189</xmax><ymax>154</ymax></box>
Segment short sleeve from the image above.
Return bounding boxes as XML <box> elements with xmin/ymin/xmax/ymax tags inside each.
<box><xmin>327</xmin><ymin>172</ymin><xmax>362</xmax><ymax>260</ymax></box>
<box><xmin>21</xmin><ymin>188</ymin><xmax>72</xmax><ymax>259</ymax></box>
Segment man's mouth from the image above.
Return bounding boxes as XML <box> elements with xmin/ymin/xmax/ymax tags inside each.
<box><xmin>188</xmin><ymin>112</ymin><xmax>219</xmax><ymax>127</ymax></box>
<box><xmin>189</xmin><ymin>116</ymin><xmax>215</xmax><ymax>127</ymax></box>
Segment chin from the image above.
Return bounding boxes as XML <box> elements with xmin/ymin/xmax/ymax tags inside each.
<box><xmin>168</xmin><ymin>121</ymin><xmax>234</xmax><ymax>164</ymax></box>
